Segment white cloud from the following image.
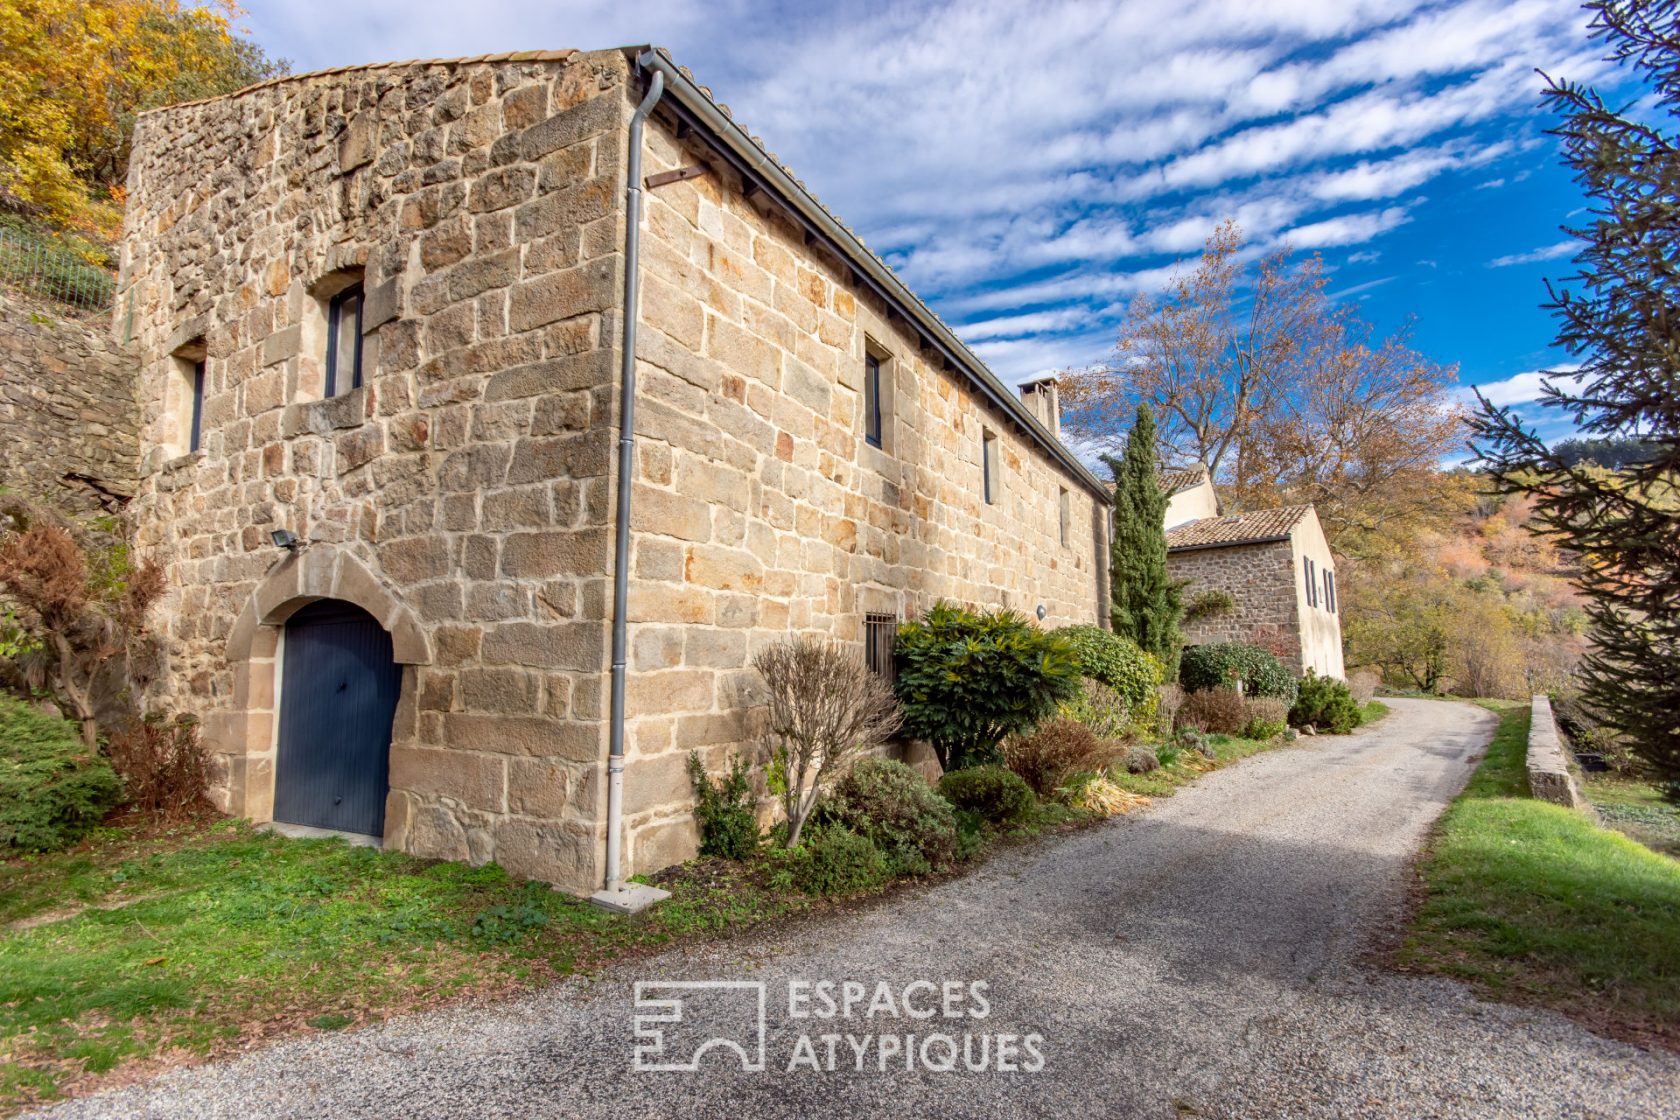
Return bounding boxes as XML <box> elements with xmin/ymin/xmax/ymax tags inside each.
<box><xmin>1487</xmin><ymin>241</ymin><xmax>1576</xmax><ymax>267</ymax></box>
<box><xmin>1464</xmin><ymin>366</ymin><xmax>1586</xmax><ymax>407</ymax></box>
<box><xmin>1284</xmin><ymin>206</ymin><xmax>1412</xmax><ymax>247</ymax></box>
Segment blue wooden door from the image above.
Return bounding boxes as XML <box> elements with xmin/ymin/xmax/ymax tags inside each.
<box><xmin>273</xmin><ymin>600</ymin><xmax>401</xmax><ymax>836</ymax></box>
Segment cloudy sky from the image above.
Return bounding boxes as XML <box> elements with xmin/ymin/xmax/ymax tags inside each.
<box><xmin>245</xmin><ymin>0</ymin><xmax>1620</xmax><ymax>445</ymax></box>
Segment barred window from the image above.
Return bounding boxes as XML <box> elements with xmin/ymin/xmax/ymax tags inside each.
<box><xmin>865</xmin><ymin>613</ymin><xmax>898</xmax><ymax>682</ymax></box>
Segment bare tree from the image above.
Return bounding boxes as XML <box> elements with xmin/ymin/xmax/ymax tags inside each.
<box><xmin>753</xmin><ymin>637</ymin><xmax>901</xmax><ymax>848</ymax></box>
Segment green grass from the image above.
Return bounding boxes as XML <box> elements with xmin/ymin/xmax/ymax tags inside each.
<box><xmin>1358</xmin><ymin>700</ymin><xmax>1390</xmax><ymax>726</ymax></box>
<box><xmin>1107</xmin><ymin>733</ymin><xmax>1281</xmax><ymax>798</ymax></box>
<box><xmin>1399</xmin><ymin>701</ymin><xmax>1680</xmax><ymax>1050</ymax></box>
<box><xmin>1582</xmin><ymin>774</ymin><xmax>1680</xmax><ymax>859</ymax></box>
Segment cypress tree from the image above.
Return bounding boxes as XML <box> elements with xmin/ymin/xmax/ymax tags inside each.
<box><xmin>1471</xmin><ymin>1</ymin><xmax>1680</xmax><ymax>798</ymax></box>
<box><xmin>1102</xmin><ymin>403</ymin><xmax>1182</xmax><ymax>676</ymax></box>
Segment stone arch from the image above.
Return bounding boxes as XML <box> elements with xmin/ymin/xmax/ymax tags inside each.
<box><xmin>213</xmin><ymin>547</ymin><xmax>428</xmax><ymax>829</ymax></box>
<box><xmin>227</xmin><ymin>546</ymin><xmax>430</xmax><ymax>666</ymax></box>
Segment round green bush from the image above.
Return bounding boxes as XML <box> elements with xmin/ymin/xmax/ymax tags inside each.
<box><xmin>781</xmin><ymin>824</ymin><xmax>890</xmax><ymax>896</ymax></box>
<box><xmin>936</xmin><ymin>764</ymin><xmax>1035</xmax><ymax>824</ymax></box>
<box><xmin>1178</xmin><ymin>643</ymin><xmax>1299</xmax><ymax>706</ymax></box>
<box><xmin>1053</xmin><ymin>625</ymin><xmax>1163</xmax><ymax>711</ymax></box>
<box><xmin>1289</xmin><ymin>671</ymin><xmax>1361</xmax><ymax>734</ymax></box>
<box><xmin>0</xmin><ymin>694</ymin><xmax>120</xmax><ymax>853</ymax></box>
<box><xmin>817</xmin><ymin>757</ymin><xmax>958</xmax><ymax>876</ymax></box>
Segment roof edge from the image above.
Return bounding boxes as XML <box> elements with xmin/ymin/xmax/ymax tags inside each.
<box><xmin>1166</xmin><ymin>534</ymin><xmax>1292</xmax><ymax>554</ymax></box>
<box><xmin>631</xmin><ymin>48</ymin><xmax>1111</xmax><ymax>503</ymax></box>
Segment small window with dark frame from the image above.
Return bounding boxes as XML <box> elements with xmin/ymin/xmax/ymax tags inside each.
<box><xmin>1304</xmin><ymin>556</ymin><xmax>1318</xmax><ymax>608</ymax></box>
<box><xmin>864</xmin><ymin>613</ymin><xmax>898</xmax><ymax>682</ymax></box>
<box><xmin>188</xmin><ymin>358</ymin><xmax>205</xmax><ymax>452</ymax></box>
<box><xmin>982</xmin><ymin>429</ymin><xmax>999</xmax><ymax>505</ymax></box>
<box><xmin>863</xmin><ymin>352</ymin><xmax>883</xmax><ymax>449</ymax></box>
<box><xmin>1325</xmin><ymin>570</ymin><xmax>1337</xmax><ymax>614</ymax></box>
<box><xmin>1058</xmin><ymin>487</ymin><xmax>1070</xmax><ymax>547</ymax></box>
<box><xmin>325</xmin><ymin>283</ymin><xmax>364</xmax><ymax>396</ymax></box>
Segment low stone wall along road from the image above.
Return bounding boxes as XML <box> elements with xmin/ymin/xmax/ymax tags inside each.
<box><xmin>31</xmin><ymin>699</ymin><xmax>1680</xmax><ymax>1119</ymax></box>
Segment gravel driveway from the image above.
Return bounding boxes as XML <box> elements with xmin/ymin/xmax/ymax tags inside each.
<box><xmin>31</xmin><ymin>698</ymin><xmax>1680</xmax><ymax>1119</ymax></box>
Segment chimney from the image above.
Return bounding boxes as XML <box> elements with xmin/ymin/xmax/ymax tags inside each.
<box><xmin>1019</xmin><ymin>378</ymin><xmax>1060</xmax><ymax>439</ymax></box>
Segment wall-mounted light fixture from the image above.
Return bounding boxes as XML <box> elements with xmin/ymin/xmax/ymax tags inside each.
<box><xmin>1036</xmin><ymin>604</ymin><xmax>1047</xmax><ymax>621</ymax></box>
<box><xmin>270</xmin><ymin>528</ymin><xmax>304</xmax><ymax>553</ymax></box>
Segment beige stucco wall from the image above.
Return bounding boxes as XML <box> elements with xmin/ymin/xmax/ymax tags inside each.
<box><xmin>615</xmin><ymin>107</ymin><xmax>1109</xmax><ymax>870</ymax></box>
<box><xmin>1164</xmin><ymin>476</ymin><xmax>1218</xmax><ymax>528</ymax></box>
<box><xmin>121</xmin><ymin>50</ymin><xmax>631</xmax><ymax>891</ymax></box>
<box><xmin>1287</xmin><ymin>509</ymin><xmax>1344</xmax><ymax>680</ymax></box>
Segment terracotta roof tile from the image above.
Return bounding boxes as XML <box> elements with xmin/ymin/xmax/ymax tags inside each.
<box><xmin>1158</xmin><ymin>465</ymin><xmax>1208</xmax><ymax>496</ymax></box>
<box><xmin>1165</xmin><ymin>505</ymin><xmax>1312</xmax><ymax>551</ymax></box>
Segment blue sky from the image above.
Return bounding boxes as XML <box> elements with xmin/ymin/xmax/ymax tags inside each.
<box><xmin>244</xmin><ymin>0</ymin><xmax>1617</xmax><ymax>445</ymax></box>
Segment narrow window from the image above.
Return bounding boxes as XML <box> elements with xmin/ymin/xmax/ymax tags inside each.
<box><xmin>1325</xmin><ymin>570</ymin><xmax>1337</xmax><ymax>614</ymax></box>
<box><xmin>1304</xmin><ymin>557</ymin><xmax>1318</xmax><ymax>608</ymax></box>
<box><xmin>325</xmin><ymin>283</ymin><xmax>364</xmax><ymax>396</ymax></box>
<box><xmin>865</xmin><ymin>613</ymin><xmax>897</xmax><ymax>683</ymax></box>
<box><xmin>863</xmin><ymin>353</ymin><xmax>882</xmax><ymax>448</ymax></box>
<box><xmin>189</xmin><ymin>359</ymin><xmax>205</xmax><ymax>452</ymax></box>
<box><xmin>982</xmin><ymin>429</ymin><xmax>999</xmax><ymax>505</ymax></box>
<box><xmin>1058</xmin><ymin>487</ymin><xmax>1070</xmax><ymax>547</ymax></box>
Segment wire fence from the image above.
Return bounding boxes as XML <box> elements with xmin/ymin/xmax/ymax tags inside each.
<box><xmin>0</xmin><ymin>226</ymin><xmax>116</xmax><ymax>318</ymax></box>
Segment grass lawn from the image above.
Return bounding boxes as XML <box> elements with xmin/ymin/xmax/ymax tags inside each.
<box><xmin>1107</xmin><ymin>731</ymin><xmax>1281</xmax><ymax>798</ymax></box>
<box><xmin>1398</xmin><ymin>700</ymin><xmax>1680</xmax><ymax>1050</ymax></box>
<box><xmin>1359</xmin><ymin>700</ymin><xmax>1390</xmax><ymax>726</ymax></box>
<box><xmin>1582</xmin><ymin>774</ymin><xmax>1680</xmax><ymax>860</ymax></box>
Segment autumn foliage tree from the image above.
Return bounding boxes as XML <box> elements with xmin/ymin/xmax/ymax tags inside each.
<box><xmin>0</xmin><ymin>501</ymin><xmax>162</xmax><ymax>746</ymax></box>
<box><xmin>0</xmin><ymin>0</ymin><xmax>284</xmax><ymax>240</ymax></box>
<box><xmin>1061</xmin><ymin>222</ymin><xmax>1465</xmax><ymax>556</ymax></box>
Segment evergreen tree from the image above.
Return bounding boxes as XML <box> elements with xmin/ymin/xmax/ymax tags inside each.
<box><xmin>1471</xmin><ymin>0</ymin><xmax>1680</xmax><ymax>798</ymax></box>
<box><xmin>1101</xmin><ymin>404</ymin><xmax>1182</xmax><ymax>675</ymax></box>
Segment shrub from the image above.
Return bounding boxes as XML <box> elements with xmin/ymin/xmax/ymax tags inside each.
<box><xmin>1346</xmin><ymin>669</ymin><xmax>1381</xmax><ymax>705</ymax></box>
<box><xmin>818</xmin><ymin>757</ymin><xmax>957</xmax><ymax>876</ymax></box>
<box><xmin>1154</xmin><ymin>683</ymin><xmax>1185</xmax><ymax>738</ymax></box>
<box><xmin>937</xmin><ymin>764</ymin><xmax>1035</xmax><ymax>824</ymax></box>
<box><xmin>106</xmin><ymin>712</ymin><xmax>211</xmax><ymax>820</ymax></box>
<box><xmin>1240</xmin><ymin>697</ymin><xmax>1290</xmax><ymax>741</ymax></box>
<box><xmin>1178</xmin><ymin>687</ymin><xmax>1249</xmax><ymax>735</ymax></box>
<box><xmin>1124</xmin><ymin>747</ymin><xmax>1161</xmax><ymax>774</ymax></box>
<box><xmin>1053</xmin><ymin>625</ymin><xmax>1162</xmax><ymax>712</ymax></box>
<box><xmin>895</xmin><ymin>601</ymin><xmax>1082</xmax><ymax>770</ymax></box>
<box><xmin>755</xmin><ymin>638</ymin><xmax>900</xmax><ymax>847</ymax></box>
<box><xmin>1179</xmin><ymin>643</ymin><xmax>1299</xmax><ymax>707</ymax></box>
<box><xmin>1059</xmin><ymin>678</ymin><xmax>1131</xmax><ymax>741</ymax></box>
<box><xmin>1183</xmin><ymin>589</ymin><xmax>1236</xmax><ymax>624</ymax></box>
<box><xmin>1290</xmin><ymin>672</ymin><xmax>1361</xmax><ymax>734</ymax></box>
<box><xmin>1174</xmin><ymin>727</ymin><xmax>1215</xmax><ymax>759</ymax></box>
<box><xmin>0</xmin><ymin>693</ymin><xmax>119</xmax><ymax>852</ymax></box>
<box><xmin>776</xmin><ymin>824</ymin><xmax>891</xmax><ymax>896</ymax></box>
<box><xmin>687</xmin><ymin>752</ymin><xmax>759</xmax><ymax>860</ymax></box>
<box><xmin>1155</xmin><ymin>742</ymin><xmax>1183</xmax><ymax>767</ymax></box>
<box><xmin>1003</xmin><ymin>717</ymin><xmax>1122</xmax><ymax>798</ymax></box>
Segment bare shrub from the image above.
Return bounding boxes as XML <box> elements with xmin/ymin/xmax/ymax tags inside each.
<box><xmin>1154</xmin><ymin>683</ymin><xmax>1185</xmax><ymax>737</ymax></box>
<box><xmin>1346</xmin><ymin>669</ymin><xmax>1380</xmax><ymax>705</ymax></box>
<box><xmin>1177</xmin><ymin>687</ymin><xmax>1248</xmax><ymax>735</ymax></box>
<box><xmin>1003</xmin><ymin>717</ymin><xmax>1123</xmax><ymax>798</ymax></box>
<box><xmin>0</xmin><ymin>499</ymin><xmax>163</xmax><ymax>747</ymax></box>
<box><xmin>1241</xmin><ymin>696</ymin><xmax>1290</xmax><ymax>739</ymax></box>
<box><xmin>106</xmin><ymin>712</ymin><xmax>213</xmax><ymax>820</ymax></box>
<box><xmin>1060</xmin><ymin>678</ymin><xmax>1131</xmax><ymax>741</ymax></box>
<box><xmin>754</xmin><ymin>637</ymin><xmax>900</xmax><ymax>848</ymax></box>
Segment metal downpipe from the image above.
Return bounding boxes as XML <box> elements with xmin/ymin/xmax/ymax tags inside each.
<box><xmin>594</xmin><ymin>55</ymin><xmax>665</xmax><ymax>911</ymax></box>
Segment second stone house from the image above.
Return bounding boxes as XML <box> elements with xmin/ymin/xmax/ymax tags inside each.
<box><xmin>117</xmin><ymin>46</ymin><xmax>1112</xmax><ymax>899</ymax></box>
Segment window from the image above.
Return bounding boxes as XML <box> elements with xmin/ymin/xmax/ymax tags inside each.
<box><xmin>865</xmin><ymin>613</ymin><xmax>897</xmax><ymax>683</ymax></box>
<box><xmin>863</xmin><ymin>353</ymin><xmax>882</xmax><ymax>448</ymax></box>
<box><xmin>1303</xmin><ymin>556</ymin><xmax>1318</xmax><ymax>608</ymax></box>
<box><xmin>1058</xmin><ymin>487</ymin><xmax>1070</xmax><ymax>547</ymax></box>
<box><xmin>982</xmin><ymin>429</ymin><xmax>999</xmax><ymax>505</ymax></box>
<box><xmin>325</xmin><ymin>283</ymin><xmax>364</xmax><ymax>396</ymax></box>
<box><xmin>188</xmin><ymin>358</ymin><xmax>205</xmax><ymax>452</ymax></box>
<box><xmin>1324</xmin><ymin>570</ymin><xmax>1337</xmax><ymax>614</ymax></box>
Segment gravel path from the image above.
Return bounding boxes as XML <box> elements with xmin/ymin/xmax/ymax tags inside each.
<box><xmin>31</xmin><ymin>699</ymin><xmax>1680</xmax><ymax>1119</ymax></box>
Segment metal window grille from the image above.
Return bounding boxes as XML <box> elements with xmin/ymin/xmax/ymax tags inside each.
<box><xmin>865</xmin><ymin>613</ymin><xmax>898</xmax><ymax>682</ymax></box>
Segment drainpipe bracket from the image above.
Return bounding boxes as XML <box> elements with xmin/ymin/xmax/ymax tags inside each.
<box><xmin>589</xmin><ymin>882</ymin><xmax>671</xmax><ymax>915</ymax></box>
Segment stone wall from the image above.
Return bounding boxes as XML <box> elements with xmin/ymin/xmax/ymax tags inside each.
<box><xmin>0</xmin><ymin>298</ymin><xmax>138</xmax><ymax>515</ymax></box>
<box><xmin>121</xmin><ymin>50</ymin><xmax>631</xmax><ymax>890</ymax></box>
<box><xmin>1170</xmin><ymin>539</ymin><xmax>1302</xmax><ymax>667</ymax></box>
<box><xmin>1527</xmin><ymin>694</ymin><xmax>1585</xmax><ymax>809</ymax></box>
<box><xmin>615</xmin><ymin>108</ymin><xmax>1109</xmax><ymax>870</ymax></box>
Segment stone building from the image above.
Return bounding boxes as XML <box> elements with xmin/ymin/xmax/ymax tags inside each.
<box><xmin>117</xmin><ymin>47</ymin><xmax>1111</xmax><ymax>896</ymax></box>
<box><xmin>1164</xmin><ymin>501</ymin><xmax>1344</xmax><ymax>680</ymax></box>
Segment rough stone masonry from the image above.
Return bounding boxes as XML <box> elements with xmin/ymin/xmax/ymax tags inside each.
<box><xmin>119</xmin><ymin>47</ymin><xmax>1109</xmax><ymax>893</ymax></box>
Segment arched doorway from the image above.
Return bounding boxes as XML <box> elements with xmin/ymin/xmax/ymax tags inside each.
<box><xmin>273</xmin><ymin>599</ymin><xmax>403</xmax><ymax>836</ymax></box>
